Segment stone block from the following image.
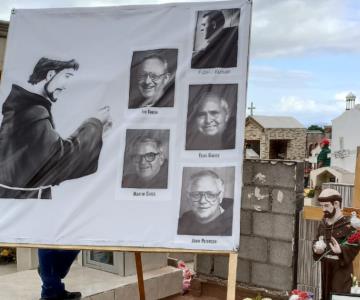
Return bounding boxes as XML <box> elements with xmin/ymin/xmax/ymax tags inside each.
<box><xmin>124</xmin><ymin>252</ymin><xmax>167</xmax><ymax>276</ymax></box>
<box><xmin>213</xmin><ymin>255</ymin><xmax>228</xmax><ymax>279</ymax></box>
<box><xmin>212</xmin><ymin>256</ymin><xmax>250</xmax><ymax>284</ymax></box>
<box><xmin>269</xmin><ymin>240</ymin><xmax>293</xmax><ymax>267</ymax></box>
<box><xmin>240</xmin><ymin>210</ymin><xmax>252</xmax><ymax>235</ymax></box>
<box><xmin>251</xmin><ymin>262</ymin><xmax>293</xmax><ymax>290</ymax></box>
<box><xmin>253</xmin><ymin>213</ymin><xmax>294</xmax><ymax>241</ymax></box>
<box><xmin>156</xmin><ymin>268</ymin><xmax>183</xmax><ymax>298</ymax></box>
<box><xmin>295</xmin><ymin>162</ymin><xmax>305</xmax><ymax>192</ymax></box>
<box><xmin>195</xmin><ymin>254</ymin><xmax>213</xmax><ymax>274</ymax></box>
<box><xmin>115</xmin><ymin>284</ymin><xmax>138</xmax><ymax>300</ymax></box>
<box><xmin>241</xmin><ymin>186</ymin><xmax>270</xmax><ymax>212</ymax></box>
<box><xmin>90</xmin><ymin>290</ymin><xmax>115</xmax><ymax>300</ymax></box>
<box><xmin>237</xmin><ymin>258</ymin><xmax>251</xmax><ymax>284</ymax></box>
<box><xmin>144</xmin><ymin>277</ymin><xmax>159</xmax><ymax>300</ymax></box>
<box><xmin>242</xmin><ymin>160</ymin><xmax>254</xmax><ymax>185</ymax></box>
<box><xmin>271</xmin><ymin>189</ymin><xmax>297</xmax><ymax>215</ymax></box>
<box><xmin>16</xmin><ymin>248</ymin><xmax>39</xmax><ymax>271</ymax></box>
<box><xmin>251</xmin><ymin>161</ymin><xmax>297</xmax><ymax>188</ymax></box>
<box><xmin>168</xmin><ymin>253</ymin><xmax>194</xmax><ymax>262</ymax></box>
<box><xmin>238</xmin><ymin>235</ymin><xmax>267</xmax><ymax>262</ymax></box>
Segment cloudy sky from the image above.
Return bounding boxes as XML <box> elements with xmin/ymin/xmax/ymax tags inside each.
<box><xmin>0</xmin><ymin>0</ymin><xmax>359</xmax><ymax>127</ymax></box>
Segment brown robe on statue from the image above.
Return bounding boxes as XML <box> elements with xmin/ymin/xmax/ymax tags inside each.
<box><xmin>313</xmin><ymin>216</ymin><xmax>360</xmax><ymax>300</ymax></box>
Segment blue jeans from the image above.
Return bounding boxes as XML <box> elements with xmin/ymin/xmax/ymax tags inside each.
<box><xmin>38</xmin><ymin>249</ymin><xmax>80</xmax><ymax>298</ymax></box>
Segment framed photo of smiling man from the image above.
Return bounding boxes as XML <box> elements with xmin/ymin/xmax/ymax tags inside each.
<box><xmin>177</xmin><ymin>166</ymin><xmax>235</xmax><ymax>236</ymax></box>
<box><xmin>185</xmin><ymin>84</ymin><xmax>237</xmax><ymax>150</ymax></box>
<box><xmin>128</xmin><ymin>49</ymin><xmax>178</xmax><ymax>109</ymax></box>
<box><xmin>121</xmin><ymin>129</ymin><xmax>170</xmax><ymax>189</ymax></box>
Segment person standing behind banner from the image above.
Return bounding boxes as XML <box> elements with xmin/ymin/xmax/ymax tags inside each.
<box><xmin>312</xmin><ymin>189</ymin><xmax>360</xmax><ymax>300</ymax></box>
<box><xmin>0</xmin><ymin>57</ymin><xmax>112</xmax><ymax>199</ymax></box>
<box><xmin>191</xmin><ymin>9</ymin><xmax>238</xmax><ymax>69</ymax></box>
<box><xmin>317</xmin><ymin>138</ymin><xmax>331</xmax><ymax>168</ymax></box>
<box><xmin>38</xmin><ymin>249</ymin><xmax>81</xmax><ymax>300</ymax></box>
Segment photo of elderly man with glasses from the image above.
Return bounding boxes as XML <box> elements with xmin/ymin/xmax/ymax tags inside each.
<box><xmin>128</xmin><ymin>49</ymin><xmax>178</xmax><ymax>108</ymax></box>
<box><xmin>122</xmin><ymin>129</ymin><xmax>169</xmax><ymax>189</ymax></box>
<box><xmin>177</xmin><ymin>167</ymin><xmax>234</xmax><ymax>236</ymax></box>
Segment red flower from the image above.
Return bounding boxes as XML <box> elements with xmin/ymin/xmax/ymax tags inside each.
<box><xmin>290</xmin><ymin>289</ymin><xmax>313</xmax><ymax>300</ymax></box>
<box><xmin>347</xmin><ymin>232</ymin><xmax>360</xmax><ymax>244</ymax></box>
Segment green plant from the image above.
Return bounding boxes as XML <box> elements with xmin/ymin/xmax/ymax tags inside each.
<box><xmin>307</xmin><ymin>189</ymin><xmax>315</xmax><ymax>198</ymax></box>
<box><xmin>0</xmin><ymin>247</ymin><xmax>16</xmax><ymax>263</ymax></box>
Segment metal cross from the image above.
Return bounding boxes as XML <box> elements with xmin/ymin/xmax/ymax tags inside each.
<box><xmin>248</xmin><ymin>102</ymin><xmax>256</xmax><ymax>116</ymax></box>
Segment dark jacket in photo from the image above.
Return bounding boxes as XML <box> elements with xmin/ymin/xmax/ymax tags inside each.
<box><xmin>177</xmin><ymin>198</ymin><xmax>233</xmax><ymax>236</ymax></box>
<box><xmin>191</xmin><ymin>27</ymin><xmax>238</xmax><ymax>69</ymax></box>
<box><xmin>122</xmin><ymin>159</ymin><xmax>169</xmax><ymax>189</ymax></box>
<box><xmin>185</xmin><ymin>131</ymin><xmax>235</xmax><ymax>150</ymax></box>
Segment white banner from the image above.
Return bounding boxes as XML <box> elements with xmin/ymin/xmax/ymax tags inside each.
<box><xmin>0</xmin><ymin>0</ymin><xmax>251</xmax><ymax>251</ymax></box>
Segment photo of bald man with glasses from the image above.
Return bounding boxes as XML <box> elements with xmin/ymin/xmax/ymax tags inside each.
<box><xmin>122</xmin><ymin>129</ymin><xmax>169</xmax><ymax>189</ymax></box>
<box><xmin>128</xmin><ymin>49</ymin><xmax>178</xmax><ymax>108</ymax></box>
<box><xmin>177</xmin><ymin>167</ymin><xmax>234</xmax><ymax>236</ymax></box>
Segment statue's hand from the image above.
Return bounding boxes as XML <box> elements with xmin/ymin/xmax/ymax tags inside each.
<box><xmin>329</xmin><ymin>237</ymin><xmax>342</xmax><ymax>254</ymax></box>
<box><xmin>313</xmin><ymin>242</ymin><xmax>325</xmax><ymax>254</ymax></box>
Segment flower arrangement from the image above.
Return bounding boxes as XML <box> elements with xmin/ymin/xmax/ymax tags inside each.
<box><xmin>346</xmin><ymin>231</ymin><xmax>360</xmax><ymax>245</ymax></box>
<box><xmin>289</xmin><ymin>289</ymin><xmax>313</xmax><ymax>300</ymax></box>
<box><xmin>0</xmin><ymin>247</ymin><xmax>16</xmax><ymax>264</ymax></box>
<box><xmin>177</xmin><ymin>260</ymin><xmax>193</xmax><ymax>294</ymax></box>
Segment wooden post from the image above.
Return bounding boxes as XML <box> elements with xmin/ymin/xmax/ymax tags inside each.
<box><xmin>135</xmin><ymin>252</ymin><xmax>145</xmax><ymax>300</ymax></box>
<box><xmin>352</xmin><ymin>147</ymin><xmax>360</xmax><ymax>278</ymax></box>
<box><xmin>226</xmin><ymin>252</ymin><xmax>238</xmax><ymax>300</ymax></box>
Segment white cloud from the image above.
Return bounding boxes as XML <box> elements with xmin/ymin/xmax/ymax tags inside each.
<box><xmin>279</xmin><ymin>96</ymin><xmax>343</xmax><ymax>113</ymax></box>
<box><xmin>250</xmin><ymin>65</ymin><xmax>313</xmax><ymax>88</ymax></box>
<box><xmin>335</xmin><ymin>91</ymin><xmax>350</xmax><ymax>101</ymax></box>
<box><xmin>251</xmin><ymin>95</ymin><xmax>347</xmax><ymax>126</ymax></box>
<box><xmin>252</xmin><ymin>0</ymin><xmax>360</xmax><ymax>58</ymax></box>
<box><xmin>279</xmin><ymin>96</ymin><xmax>316</xmax><ymax>112</ymax></box>
<box><xmin>334</xmin><ymin>91</ymin><xmax>359</xmax><ymax>101</ymax></box>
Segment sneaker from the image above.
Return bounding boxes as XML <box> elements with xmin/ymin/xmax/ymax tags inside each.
<box><xmin>39</xmin><ymin>290</ymin><xmax>82</xmax><ymax>300</ymax></box>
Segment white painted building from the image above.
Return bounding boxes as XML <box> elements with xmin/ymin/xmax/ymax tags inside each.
<box><xmin>332</xmin><ymin>93</ymin><xmax>360</xmax><ymax>175</ymax></box>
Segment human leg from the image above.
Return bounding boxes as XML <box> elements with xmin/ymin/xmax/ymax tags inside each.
<box><xmin>38</xmin><ymin>249</ymin><xmax>81</xmax><ymax>299</ymax></box>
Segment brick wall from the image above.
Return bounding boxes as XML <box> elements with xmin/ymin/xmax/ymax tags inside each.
<box><xmin>245</xmin><ymin>121</ymin><xmax>267</xmax><ymax>159</ymax></box>
<box><xmin>245</xmin><ymin>120</ymin><xmax>307</xmax><ymax>160</ymax></box>
<box><xmin>266</xmin><ymin>128</ymin><xmax>307</xmax><ymax>160</ymax></box>
<box><xmin>195</xmin><ymin>159</ymin><xmax>304</xmax><ymax>292</ymax></box>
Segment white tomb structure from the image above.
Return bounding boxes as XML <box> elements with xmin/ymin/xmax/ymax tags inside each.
<box><xmin>332</xmin><ymin>93</ymin><xmax>360</xmax><ymax>174</ymax></box>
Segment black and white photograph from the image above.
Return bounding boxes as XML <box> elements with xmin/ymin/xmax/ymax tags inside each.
<box><xmin>122</xmin><ymin>129</ymin><xmax>170</xmax><ymax>189</ymax></box>
<box><xmin>191</xmin><ymin>8</ymin><xmax>240</xmax><ymax>69</ymax></box>
<box><xmin>128</xmin><ymin>49</ymin><xmax>178</xmax><ymax>108</ymax></box>
<box><xmin>185</xmin><ymin>84</ymin><xmax>237</xmax><ymax>151</ymax></box>
<box><xmin>0</xmin><ymin>0</ymin><xmax>250</xmax><ymax>251</ymax></box>
<box><xmin>0</xmin><ymin>57</ymin><xmax>112</xmax><ymax>199</ymax></box>
<box><xmin>177</xmin><ymin>166</ymin><xmax>235</xmax><ymax>236</ymax></box>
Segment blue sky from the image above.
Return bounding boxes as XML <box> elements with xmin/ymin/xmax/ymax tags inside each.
<box><xmin>0</xmin><ymin>0</ymin><xmax>359</xmax><ymax>127</ymax></box>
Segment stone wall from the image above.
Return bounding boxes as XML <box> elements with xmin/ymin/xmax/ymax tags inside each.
<box><xmin>245</xmin><ymin>119</ymin><xmax>307</xmax><ymax>160</ymax></box>
<box><xmin>265</xmin><ymin>128</ymin><xmax>307</xmax><ymax>160</ymax></box>
<box><xmin>245</xmin><ymin>120</ymin><xmax>267</xmax><ymax>159</ymax></box>
<box><xmin>195</xmin><ymin>159</ymin><xmax>304</xmax><ymax>292</ymax></box>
